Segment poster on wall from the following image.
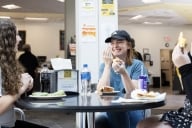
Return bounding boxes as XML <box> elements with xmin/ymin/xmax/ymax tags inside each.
<box><xmin>101</xmin><ymin>0</ymin><xmax>115</xmax><ymax>16</ymax></box>
<box><xmin>80</xmin><ymin>0</ymin><xmax>96</xmax><ymax>16</ymax></box>
<box><xmin>81</xmin><ymin>23</ymin><xmax>96</xmax><ymax>42</ymax></box>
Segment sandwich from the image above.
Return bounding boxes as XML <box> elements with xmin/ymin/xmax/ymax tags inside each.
<box><xmin>100</xmin><ymin>86</ymin><xmax>114</xmax><ymax>93</ymax></box>
<box><xmin>113</xmin><ymin>57</ymin><xmax>121</xmax><ymax>63</ymax></box>
<box><xmin>136</xmin><ymin>91</ymin><xmax>159</xmax><ymax>98</ymax></box>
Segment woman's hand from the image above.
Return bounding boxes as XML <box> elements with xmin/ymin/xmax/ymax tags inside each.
<box><xmin>172</xmin><ymin>43</ymin><xmax>191</xmax><ymax>68</ymax></box>
<box><xmin>103</xmin><ymin>46</ymin><xmax>113</xmax><ymax>66</ymax></box>
<box><xmin>112</xmin><ymin>58</ymin><xmax>126</xmax><ymax>74</ymax></box>
<box><xmin>19</xmin><ymin>73</ymin><xmax>33</xmax><ymax>96</ymax></box>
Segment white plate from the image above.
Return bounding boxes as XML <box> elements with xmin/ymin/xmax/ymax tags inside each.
<box><xmin>101</xmin><ymin>91</ymin><xmax>120</xmax><ymax>95</ymax></box>
<box><xmin>131</xmin><ymin>89</ymin><xmax>166</xmax><ymax>101</ymax></box>
<box><xmin>28</xmin><ymin>94</ymin><xmax>66</xmax><ymax>100</ymax></box>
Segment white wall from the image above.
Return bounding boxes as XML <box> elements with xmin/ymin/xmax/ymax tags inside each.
<box><xmin>119</xmin><ymin>24</ymin><xmax>192</xmax><ymax>77</ymax></box>
<box><xmin>15</xmin><ymin>21</ymin><xmax>65</xmax><ymax>61</ymax></box>
<box><xmin>13</xmin><ymin>20</ymin><xmax>192</xmax><ymax>78</ymax></box>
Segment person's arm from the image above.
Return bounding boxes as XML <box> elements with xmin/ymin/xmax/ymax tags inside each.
<box><xmin>0</xmin><ymin>94</ymin><xmax>19</xmax><ymax>115</ymax></box>
<box><xmin>0</xmin><ymin>73</ymin><xmax>33</xmax><ymax>115</ymax></box>
<box><xmin>172</xmin><ymin>43</ymin><xmax>192</xmax><ymax>104</ymax></box>
<box><xmin>120</xmin><ymin>70</ymin><xmax>137</xmax><ymax>93</ymax></box>
<box><xmin>97</xmin><ymin>47</ymin><xmax>113</xmax><ymax>90</ymax></box>
<box><xmin>179</xmin><ymin>62</ymin><xmax>192</xmax><ymax>104</ymax></box>
<box><xmin>112</xmin><ymin>59</ymin><xmax>138</xmax><ymax>93</ymax></box>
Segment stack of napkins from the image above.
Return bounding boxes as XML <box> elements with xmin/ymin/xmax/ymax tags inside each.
<box><xmin>50</xmin><ymin>58</ymin><xmax>72</xmax><ymax>70</ymax></box>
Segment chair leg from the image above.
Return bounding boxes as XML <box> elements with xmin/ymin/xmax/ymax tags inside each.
<box><xmin>14</xmin><ymin>107</ymin><xmax>26</xmax><ymax>120</ymax></box>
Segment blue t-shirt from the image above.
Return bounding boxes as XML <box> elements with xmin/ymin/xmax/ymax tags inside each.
<box><xmin>99</xmin><ymin>59</ymin><xmax>148</xmax><ymax>92</ymax></box>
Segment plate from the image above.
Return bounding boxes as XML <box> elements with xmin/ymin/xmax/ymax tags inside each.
<box><xmin>101</xmin><ymin>91</ymin><xmax>120</xmax><ymax>96</ymax></box>
<box><xmin>28</xmin><ymin>94</ymin><xmax>66</xmax><ymax>100</ymax></box>
<box><xmin>131</xmin><ymin>89</ymin><xmax>166</xmax><ymax>101</ymax></box>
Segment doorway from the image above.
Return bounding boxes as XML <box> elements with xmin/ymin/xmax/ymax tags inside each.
<box><xmin>160</xmin><ymin>49</ymin><xmax>174</xmax><ymax>89</ymax></box>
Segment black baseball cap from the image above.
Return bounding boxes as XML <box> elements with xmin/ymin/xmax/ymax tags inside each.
<box><xmin>105</xmin><ymin>30</ymin><xmax>131</xmax><ymax>43</ymax></box>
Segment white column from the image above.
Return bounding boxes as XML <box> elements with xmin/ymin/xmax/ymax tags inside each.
<box><xmin>66</xmin><ymin>0</ymin><xmax>118</xmax><ymax>127</ymax></box>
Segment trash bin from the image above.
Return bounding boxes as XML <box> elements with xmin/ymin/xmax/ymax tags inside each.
<box><xmin>152</xmin><ymin>77</ymin><xmax>160</xmax><ymax>88</ymax></box>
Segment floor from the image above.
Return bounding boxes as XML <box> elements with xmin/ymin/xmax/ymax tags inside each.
<box><xmin>20</xmin><ymin>86</ymin><xmax>185</xmax><ymax>128</ymax></box>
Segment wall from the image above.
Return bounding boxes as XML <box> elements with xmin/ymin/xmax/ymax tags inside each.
<box><xmin>13</xmin><ymin>20</ymin><xmax>192</xmax><ymax>78</ymax></box>
<box><xmin>119</xmin><ymin>24</ymin><xmax>192</xmax><ymax>77</ymax></box>
<box><xmin>15</xmin><ymin>21</ymin><xmax>65</xmax><ymax>61</ymax></box>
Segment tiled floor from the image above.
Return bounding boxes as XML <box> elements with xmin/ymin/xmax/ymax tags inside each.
<box><xmin>22</xmin><ymin>86</ymin><xmax>185</xmax><ymax>128</ymax></box>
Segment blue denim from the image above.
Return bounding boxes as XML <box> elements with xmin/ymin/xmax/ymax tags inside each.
<box><xmin>95</xmin><ymin>110</ymin><xmax>144</xmax><ymax>128</ymax></box>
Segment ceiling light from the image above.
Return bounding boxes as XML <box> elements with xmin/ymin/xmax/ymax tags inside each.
<box><xmin>142</xmin><ymin>0</ymin><xmax>161</xmax><ymax>4</ymax></box>
<box><xmin>130</xmin><ymin>15</ymin><xmax>144</xmax><ymax>20</ymax></box>
<box><xmin>0</xmin><ymin>16</ymin><xmax>11</xmax><ymax>19</ymax></box>
<box><xmin>143</xmin><ymin>21</ymin><xmax>162</xmax><ymax>25</ymax></box>
<box><xmin>2</xmin><ymin>4</ymin><xmax>21</xmax><ymax>10</ymax></box>
<box><xmin>57</xmin><ymin>0</ymin><xmax>65</xmax><ymax>2</ymax></box>
<box><xmin>24</xmin><ymin>17</ymin><xmax>48</xmax><ymax>21</ymax></box>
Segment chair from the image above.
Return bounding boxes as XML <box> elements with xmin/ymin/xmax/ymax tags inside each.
<box><xmin>14</xmin><ymin>107</ymin><xmax>25</xmax><ymax>120</ymax></box>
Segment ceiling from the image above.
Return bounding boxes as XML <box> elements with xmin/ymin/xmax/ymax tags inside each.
<box><xmin>0</xmin><ymin>0</ymin><xmax>192</xmax><ymax>26</ymax></box>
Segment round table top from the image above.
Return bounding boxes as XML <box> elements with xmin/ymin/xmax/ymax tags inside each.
<box><xmin>16</xmin><ymin>93</ymin><xmax>165</xmax><ymax>112</ymax></box>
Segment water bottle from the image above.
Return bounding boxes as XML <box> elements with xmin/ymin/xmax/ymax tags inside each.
<box><xmin>80</xmin><ymin>64</ymin><xmax>91</xmax><ymax>96</ymax></box>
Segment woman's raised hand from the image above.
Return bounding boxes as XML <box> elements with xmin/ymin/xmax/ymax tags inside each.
<box><xmin>19</xmin><ymin>73</ymin><xmax>33</xmax><ymax>96</ymax></box>
<box><xmin>103</xmin><ymin>46</ymin><xmax>113</xmax><ymax>66</ymax></box>
<box><xmin>172</xmin><ymin>43</ymin><xmax>191</xmax><ymax>68</ymax></box>
<box><xmin>112</xmin><ymin>58</ymin><xmax>126</xmax><ymax>74</ymax></box>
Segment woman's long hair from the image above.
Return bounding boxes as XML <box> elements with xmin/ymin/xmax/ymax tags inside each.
<box><xmin>0</xmin><ymin>19</ymin><xmax>23</xmax><ymax>95</ymax></box>
<box><xmin>125</xmin><ymin>41</ymin><xmax>134</xmax><ymax>66</ymax></box>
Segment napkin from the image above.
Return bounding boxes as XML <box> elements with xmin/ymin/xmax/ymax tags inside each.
<box><xmin>111</xmin><ymin>97</ymin><xmax>147</xmax><ymax>103</ymax></box>
<box><xmin>50</xmin><ymin>58</ymin><xmax>72</xmax><ymax>70</ymax></box>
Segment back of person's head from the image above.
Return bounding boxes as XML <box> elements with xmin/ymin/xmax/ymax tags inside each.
<box><xmin>130</xmin><ymin>38</ymin><xmax>135</xmax><ymax>48</ymax></box>
<box><xmin>0</xmin><ymin>19</ymin><xmax>17</xmax><ymax>52</ymax></box>
<box><xmin>22</xmin><ymin>44</ymin><xmax>31</xmax><ymax>52</ymax></box>
<box><xmin>0</xmin><ymin>19</ymin><xmax>23</xmax><ymax>95</ymax></box>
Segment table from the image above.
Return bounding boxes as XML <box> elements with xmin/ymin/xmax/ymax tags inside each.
<box><xmin>15</xmin><ymin>93</ymin><xmax>165</xmax><ymax>128</ymax></box>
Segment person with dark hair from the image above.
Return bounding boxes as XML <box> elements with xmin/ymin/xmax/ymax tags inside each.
<box><xmin>137</xmin><ymin>42</ymin><xmax>192</xmax><ymax>128</ymax></box>
<box><xmin>18</xmin><ymin>44</ymin><xmax>39</xmax><ymax>95</ymax></box>
<box><xmin>0</xmin><ymin>18</ymin><xmax>48</xmax><ymax>128</ymax></box>
<box><xmin>130</xmin><ymin>38</ymin><xmax>143</xmax><ymax>61</ymax></box>
<box><xmin>19</xmin><ymin>44</ymin><xmax>39</xmax><ymax>79</ymax></box>
<box><xmin>96</xmin><ymin>30</ymin><xmax>148</xmax><ymax>128</ymax></box>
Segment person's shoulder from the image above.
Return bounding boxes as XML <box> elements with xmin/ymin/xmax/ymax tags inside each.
<box><xmin>132</xmin><ymin>59</ymin><xmax>143</xmax><ymax>64</ymax></box>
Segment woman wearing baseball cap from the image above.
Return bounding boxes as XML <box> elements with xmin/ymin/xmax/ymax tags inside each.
<box><xmin>96</xmin><ymin>30</ymin><xmax>148</xmax><ymax>128</ymax></box>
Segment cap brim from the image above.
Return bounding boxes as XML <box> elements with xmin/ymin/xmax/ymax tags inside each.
<box><xmin>105</xmin><ymin>35</ymin><xmax>126</xmax><ymax>43</ymax></box>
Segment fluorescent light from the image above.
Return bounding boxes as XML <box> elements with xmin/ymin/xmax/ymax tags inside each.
<box><xmin>142</xmin><ymin>0</ymin><xmax>161</xmax><ymax>4</ymax></box>
<box><xmin>130</xmin><ymin>15</ymin><xmax>144</xmax><ymax>20</ymax></box>
<box><xmin>24</xmin><ymin>17</ymin><xmax>48</xmax><ymax>21</ymax></box>
<box><xmin>0</xmin><ymin>16</ymin><xmax>11</xmax><ymax>19</ymax></box>
<box><xmin>2</xmin><ymin>4</ymin><xmax>21</xmax><ymax>10</ymax></box>
<box><xmin>143</xmin><ymin>21</ymin><xmax>162</xmax><ymax>25</ymax></box>
<box><xmin>57</xmin><ymin>0</ymin><xmax>65</xmax><ymax>2</ymax></box>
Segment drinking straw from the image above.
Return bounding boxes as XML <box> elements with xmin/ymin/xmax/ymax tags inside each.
<box><xmin>141</xmin><ymin>65</ymin><xmax>143</xmax><ymax>76</ymax></box>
